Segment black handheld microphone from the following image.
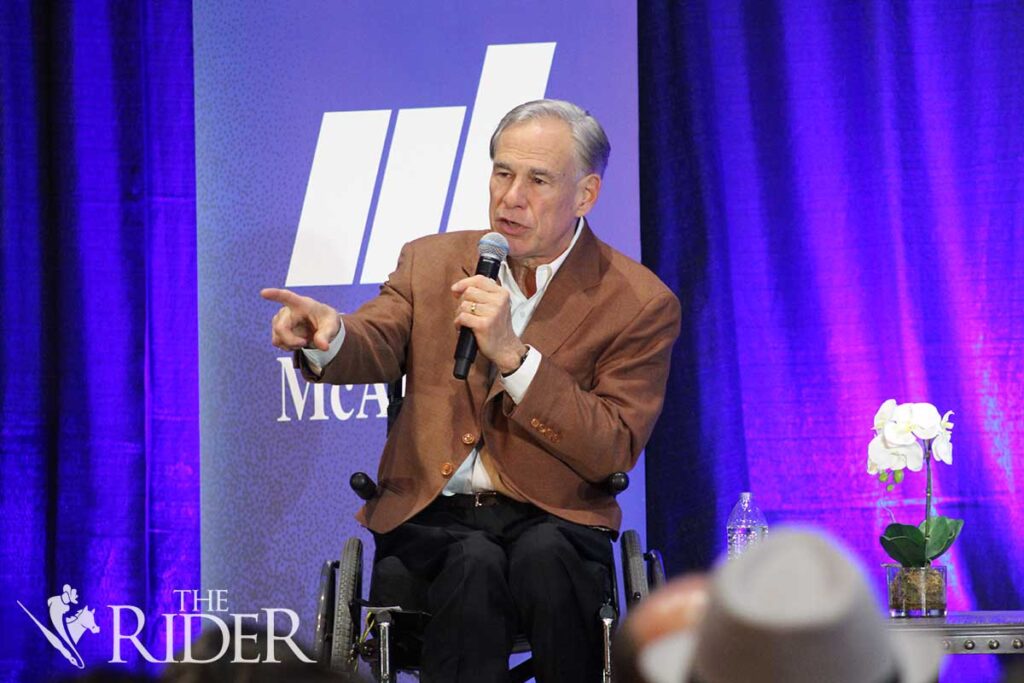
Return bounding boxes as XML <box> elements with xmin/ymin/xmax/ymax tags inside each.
<box><xmin>453</xmin><ymin>232</ymin><xmax>510</xmax><ymax>380</ymax></box>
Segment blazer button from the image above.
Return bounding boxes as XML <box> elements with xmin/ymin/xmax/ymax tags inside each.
<box><xmin>441</xmin><ymin>462</ymin><xmax>455</xmax><ymax>477</ymax></box>
<box><xmin>461</xmin><ymin>433</ymin><xmax>476</xmax><ymax>446</ymax></box>
<box><xmin>530</xmin><ymin>418</ymin><xmax>541</xmax><ymax>428</ymax></box>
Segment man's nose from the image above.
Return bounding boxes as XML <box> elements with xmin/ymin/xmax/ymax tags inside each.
<box><xmin>501</xmin><ymin>177</ymin><xmax>527</xmax><ymax>208</ymax></box>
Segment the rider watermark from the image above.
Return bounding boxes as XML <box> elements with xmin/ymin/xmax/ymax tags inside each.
<box><xmin>19</xmin><ymin>586</ymin><xmax>312</xmax><ymax>669</ymax></box>
<box><xmin>17</xmin><ymin>584</ymin><xmax>100</xmax><ymax>669</ymax></box>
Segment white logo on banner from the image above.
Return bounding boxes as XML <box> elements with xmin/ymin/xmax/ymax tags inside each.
<box><xmin>18</xmin><ymin>584</ymin><xmax>100</xmax><ymax>669</ymax></box>
<box><xmin>276</xmin><ymin>357</ymin><xmax>390</xmax><ymax>422</ymax></box>
<box><xmin>285</xmin><ymin>42</ymin><xmax>556</xmax><ymax>287</ymax></box>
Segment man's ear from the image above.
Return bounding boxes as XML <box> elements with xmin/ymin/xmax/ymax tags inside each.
<box><xmin>575</xmin><ymin>174</ymin><xmax>602</xmax><ymax>216</ymax></box>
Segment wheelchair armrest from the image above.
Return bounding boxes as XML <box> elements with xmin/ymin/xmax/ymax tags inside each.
<box><xmin>350</xmin><ymin>472</ymin><xmax>378</xmax><ymax>501</ymax></box>
<box><xmin>603</xmin><ymin>472</ymin><xmax>629</xmax><ymax>496</ymax></box>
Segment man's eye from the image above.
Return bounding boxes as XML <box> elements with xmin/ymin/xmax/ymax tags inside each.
<box><xmin>532</xmin><ymin>177</ymin><xmax>546</xmax><ymax>185</ymax></box>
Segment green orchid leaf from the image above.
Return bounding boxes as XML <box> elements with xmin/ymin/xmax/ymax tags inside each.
<box><xmin>921</xmin><ymin>516</ymin><xmax>950</xmax><ymax>559</ymax></box>
<box><xmin>880</xmin><ymin>523</ymin><xmax>926</xmax><ymax>567</ymax></box>
<box><xmin>920</xmin><ymin>516</ymin><xmax>964</xmax><ymax>562</ymax></box>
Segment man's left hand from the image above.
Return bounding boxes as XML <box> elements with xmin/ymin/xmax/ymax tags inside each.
<box><xmin>451</xmin><ymin>275</ymin><xmax>528</xmax><ymax>375</ymax></box>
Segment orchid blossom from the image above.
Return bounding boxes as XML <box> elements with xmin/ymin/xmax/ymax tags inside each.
<box><xmin>869</xmin><ymin>400</ymin><xmax>962</xmax><ymax>568</ymax></box>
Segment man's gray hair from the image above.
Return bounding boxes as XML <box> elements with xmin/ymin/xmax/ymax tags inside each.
<box><xmin>489</xmin><ymin>99</ymin><xmax>611</xmax><ymax>177</ymax></box>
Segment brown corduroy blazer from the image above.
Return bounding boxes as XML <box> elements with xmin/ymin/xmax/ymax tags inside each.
<box><xmin>300</xmin><ymin>223</ymin><xmax>681</xmax><ymax>534</ymax></box>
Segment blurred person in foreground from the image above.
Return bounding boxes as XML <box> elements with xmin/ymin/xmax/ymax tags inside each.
<box><xmin>612</xmin><ymin>573</ymin><xmax>710</xmax><ymax>683</ymax></box>
<box><xmin>637</xmin><ymin>527</ymin><xmax>945</xmax><ymax>683</ymax></box>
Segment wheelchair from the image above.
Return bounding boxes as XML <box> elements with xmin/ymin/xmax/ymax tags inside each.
<box><xmin>313</xmin><ymin>380</ymin><xmax>666</xmax><ymax>681</ymax></box>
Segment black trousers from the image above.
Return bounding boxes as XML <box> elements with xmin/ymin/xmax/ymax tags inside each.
<box><xmin>370</xmin><ymin>495</ymin><xmax>614</xmax><ymax>683</ymax></box>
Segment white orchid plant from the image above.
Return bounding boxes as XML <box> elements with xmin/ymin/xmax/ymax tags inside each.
<box><xmin>868</xmin><ymin>400</ymin><xmax>962</xmax><ymax>568</ymax></box>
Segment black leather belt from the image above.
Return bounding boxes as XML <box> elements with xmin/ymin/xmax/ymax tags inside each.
<box><xmin>438</xmin><ymin>492</ymin><xmax>510</xmax><ymax>509</ymax></box>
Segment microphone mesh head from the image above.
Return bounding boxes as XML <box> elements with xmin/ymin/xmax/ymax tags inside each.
<box><xmin>478</xmin><ymin>232</ymin><xmax>510</xmax><ymax>261</ymax></box>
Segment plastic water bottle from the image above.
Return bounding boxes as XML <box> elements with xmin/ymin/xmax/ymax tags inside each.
<box><xmin>727</xmin><ymin>492</ymin><xmax>768</xmax><ymax>560</ymax></box>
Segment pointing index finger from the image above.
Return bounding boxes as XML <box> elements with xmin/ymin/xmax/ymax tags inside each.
<box><xmin>260</xmin><ymin>287</ymin><xmax>305</xmax><ymax>309</ymax></box>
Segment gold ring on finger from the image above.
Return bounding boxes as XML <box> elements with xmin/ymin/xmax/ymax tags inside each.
<box><xmin>470</xmin><ymin>302</ymin><xmax>478</xmax><ymax>315</ymax></box>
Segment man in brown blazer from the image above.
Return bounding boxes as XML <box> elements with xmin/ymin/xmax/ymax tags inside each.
<box><xmin>263</xmin><ymin>100</ymin><xmax>680</xmax><ymax>682</ymax></box>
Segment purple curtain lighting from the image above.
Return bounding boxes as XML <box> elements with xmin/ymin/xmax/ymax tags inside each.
<box><xmin>0</xmin><ymin>1</ymin><xmax>198</xmax><ymax>679</ymax></box>
<box><xmin>640</xmin><ymin>1</ymin><xmax>1023</xmax><ymax>680</ymax></box>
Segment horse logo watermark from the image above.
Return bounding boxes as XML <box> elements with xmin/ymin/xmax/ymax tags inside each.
<box><xmin>18</xmin><ymin>584</ymin><xmax>100</xmax><ymax>669</ymax></box>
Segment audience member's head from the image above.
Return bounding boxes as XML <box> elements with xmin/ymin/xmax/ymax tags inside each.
<box><xmin>638</xmin><ymin>527</ymin><xmax>945</xmax><ymax>683</ymax></box>
<box><xmin>613</xmin><ymin>573</ymin><xmax>710</xmax><ymax>683</ymax></box>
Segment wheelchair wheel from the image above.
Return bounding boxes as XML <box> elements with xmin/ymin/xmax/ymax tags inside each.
<box><xmin>330</xmin><ymin>537</ymin><xmax>363</xmax><ymax>672</ymax></box>
<box><xmin>314</xmin><ymin>560</ymin><xmax>336</xmax><ymax>663</ymax></box>
<box><xmin>621</xmin><ymin>529</ymin><xmax>649</xmax><ymax>608</ymax></box>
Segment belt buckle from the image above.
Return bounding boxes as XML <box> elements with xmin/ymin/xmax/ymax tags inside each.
<box><xmin>473</xmin><ymin>492</ymin><xmax>495</xmax><ymax>508</ymax></box>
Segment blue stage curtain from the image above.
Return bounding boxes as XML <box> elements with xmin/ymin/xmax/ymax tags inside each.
<box><xmin>640</xmin><ymin>1</ymin><xmax>1023</xmax><ymax>680</ymax></box>
<box><xmin>0</xmin><ymin>1</ymin><xmax>197</xmax><ymax>678</ymax></box>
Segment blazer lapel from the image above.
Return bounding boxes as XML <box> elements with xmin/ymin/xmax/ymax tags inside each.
<box><xmin>521</xmin><ymin>223</ymin><xmax>601</xmax><ymax>355</ymax></box>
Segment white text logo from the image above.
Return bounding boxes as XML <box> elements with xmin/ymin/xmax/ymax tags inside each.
<box><xmin>286</xmin><ymin>43</ymin><xmax>555</xmax><ymax>287</ymax></box>
<box><xmin>276</xmin><ymin>357</ymin><xmax>390</xmax><ymax>422</ymax></box>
